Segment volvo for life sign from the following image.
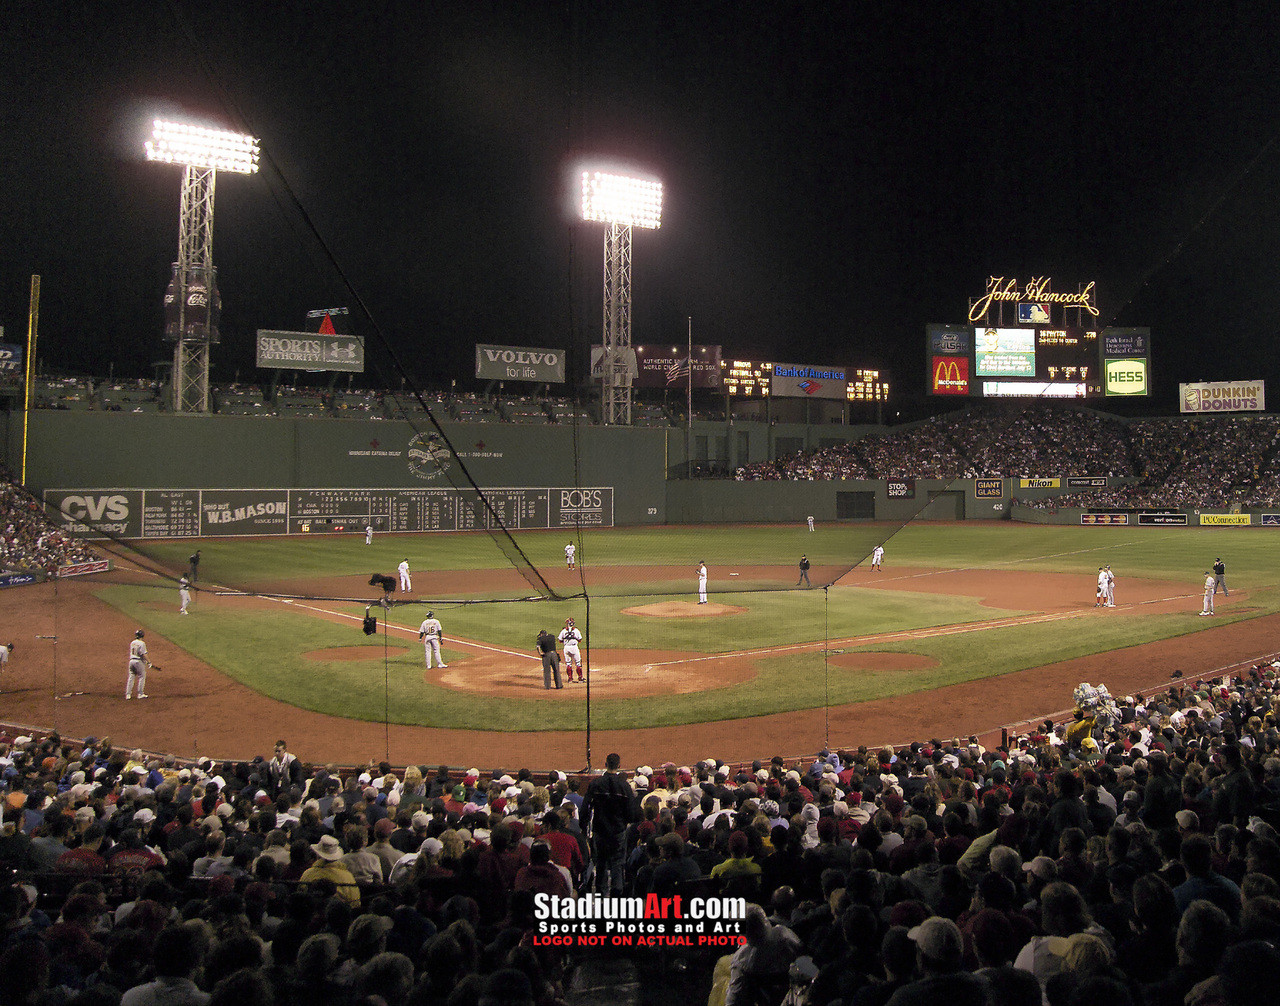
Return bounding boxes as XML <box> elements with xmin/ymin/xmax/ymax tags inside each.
<box><xmin>475</xmin><ymin>344</ymin><xmax>565</xmax><ymax>383</ymax></box>
<box><xmin>256</xmin><ymin>331</ymin><xmax>365</xmax><ymax>373</ymax></box>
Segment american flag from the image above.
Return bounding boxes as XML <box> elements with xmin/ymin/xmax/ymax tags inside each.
<box><xmin>666</xmin><ymin>357</ymin><xmax>691</xmax><ymax>384</ymax></box>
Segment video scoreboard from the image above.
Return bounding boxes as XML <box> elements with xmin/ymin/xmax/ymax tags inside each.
<box><xmin>927</xmin><ymin>325</ymin><xmax>1150</xmax><ymax>399</ymax></box>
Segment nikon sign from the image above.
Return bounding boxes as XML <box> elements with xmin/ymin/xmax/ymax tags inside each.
<box><xmin>475</xmin><ymin>344</ymin><xmax>565</xmax><ymax>383</ymax></box>
<box><xmin>256</xmin><ymin>331</ymin><xmax>364</xmax><ymax>373</ymax></box>
<box><xmin>1104</xmin><ymin>358</ymin><xmax>1148</xmax><ymax>396</ymax></box>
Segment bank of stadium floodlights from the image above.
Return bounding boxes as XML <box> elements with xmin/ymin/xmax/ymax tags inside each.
<box><xmin>145</xmin><ymin>119</ymin><xmax>259</xmax><ymax>413</ymax></box>
<box><xmin>580</xmin><ymin>170</ymin><xmax>662</xmax><ymax>426</ymax></box>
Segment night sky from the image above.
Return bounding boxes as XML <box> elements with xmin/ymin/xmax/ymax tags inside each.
<box><xmin>3</xmin><ymin>2</ymin><xmax>1280</xmax><ymax>418</ymax></box>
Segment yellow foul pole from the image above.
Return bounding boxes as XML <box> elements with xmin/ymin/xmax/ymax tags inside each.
<box><xmin>20</xmin><ymin>274</ymin><xmax>40</xmax><ymax>486</ymax></box>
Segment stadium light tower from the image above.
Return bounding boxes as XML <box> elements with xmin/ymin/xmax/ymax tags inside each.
<box><xmin>580</xmin><ymin>169</ymin><xmax>662</xmax><ymax>425</ymax></box>
<box><xmin>146</xmin><ymin>119</ymin><xmax>259</xmax><ymax>413</ymax></box>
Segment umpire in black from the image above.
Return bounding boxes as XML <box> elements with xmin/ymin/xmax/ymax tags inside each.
<box><xmin>797</xmin><ymin>554</ymin><xmax>811</xmax><ymax>587</ymax></box>
<box><xmin>1213</xmin><ymin>558</ymin><xmax>1228</xmax><ymax>596</ymax></box>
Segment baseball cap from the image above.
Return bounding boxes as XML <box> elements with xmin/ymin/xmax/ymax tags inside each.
<box><xmin>907</xmin><ymin>916</ymin><xmax>963</xmax><ymax>966</ymax></box>
<box><xmin>1023</xmin><ymin>856</ymin><xmax>1057</xmax><ymax>881</ymax></box>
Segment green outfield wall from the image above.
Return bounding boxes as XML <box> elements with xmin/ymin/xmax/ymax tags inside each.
<box><xmin>6</xmin><ymin>412</ymin><xmax>668</xmax><ymax>526</ymax></box>
<box><xmin>4</xmin><ymin>410</ymin><xmax>1141</xmax><ymax>532</ymax></box>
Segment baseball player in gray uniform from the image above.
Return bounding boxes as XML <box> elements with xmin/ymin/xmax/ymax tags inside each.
<box><xmin>1104</xmin><ymin>565</ymin><xmax>1115</xmax><ymax>607</ymax></box>
<box><xmin>179</xmin><ymin>576</ymin><xmax>192</xmax><ymax>614</ymax></box>
<box><xmin>126</xmin><ymin>630</ymin><xmax>150</xmax><ymax>699</ymax></box>
<box><xmin>418</xmin><ymin>611</ymin><xmax>447</xmax><ymax>668</ymax></box>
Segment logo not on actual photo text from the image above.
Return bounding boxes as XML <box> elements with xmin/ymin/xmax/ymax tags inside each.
<box><xmin>530</xmin><ymin>892</ymin><xmax>747</xmax><ymax>948</ymax></box>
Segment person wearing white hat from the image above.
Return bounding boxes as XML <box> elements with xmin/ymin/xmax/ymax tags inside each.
<box><xmin>301</xmin><ymin>834</ymin><xmax>360</xmax><ymax>904</ymax></box>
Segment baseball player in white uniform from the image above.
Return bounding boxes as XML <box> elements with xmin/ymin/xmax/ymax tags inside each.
<box><xmin>418</xmin><ymin>611</ymin><xmax>447</xmax><ymax>668</ymax></box>
<box><xmin>565</xmin><ymin>541</ymin><xmax>576</xmax><ymax>569</ymax></box>
<box><xmin>559</xmin><ymin>618</ymin><xmax>584</xmax><ymax>683</ymax></box>
<box><xmin>871</xmin><ymin>545</ymin><xmax>884</xmax><ymax>571</ymax></box>
<box><xmin>126</xmin><ymin>630</ymin><xmax>150</xmax><ymax>699</ymax></box>
<box><xmin>0</xmin><ymin>642</ymin><xmax>12</xmax><ymax>686</ymax></box>
<box><xmin>697</xmin><ymin>561</ymin><xmax>708</xmax><ymax>604</ymax></box>
<box><xmin>1096</xmin><ymin>567</ymin><xmax>1108</xmax><ymax>607</ymax></box>
<box><xmin>807</xmin><ymin>515</ymin><xmax>815</xmax><ymax>532</ymax></box>
<box><xmin>365</xmin><ymin>524</ymin><xmax>373</xmax><ymax>545</ymax></box>
<box><xmin>398</xmin><ymin>558</ymin><xmax>411</xmax><ymax>592</ymax></box>
<box><xmin>179</xmin><ymin>576</ymin><xmax>191</xmax><ymax>614</ymax></box>
<box><xmin>1200</xmin><ymin>571</ymin><xmax>1216</xmax><ymax>615</ymax></box>
<box><xmin>1104</xmin><ymin>565</ymin><xmax>1115</xmax><ymax>607</ymax></box>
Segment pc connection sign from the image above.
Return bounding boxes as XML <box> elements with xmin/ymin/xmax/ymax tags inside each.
<box><xmin>531</xmin><ymin>893</ymin><xmax>746</xmax><ymax>948</ymax></box>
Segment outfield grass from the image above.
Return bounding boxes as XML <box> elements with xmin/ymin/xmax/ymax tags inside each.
<box><xmin>96</xmin><ymin>523</ymin><xmax>1280</xmax><ymax>731</ymax></box>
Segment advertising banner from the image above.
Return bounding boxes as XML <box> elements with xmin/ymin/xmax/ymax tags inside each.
<box><xmin>1262</xmin><ymin>515</ymin><xmax>1280</xmax><ymax>527</ymax></box>
<box><xmin>201</xmin><ymin>490</ymin><xmax>290</xmax><ymax>534</ymax></box>
<box><xmin>886</xmin><ymin>479</ymin><xmax>915</xmax><ymax>499</ymax></box>
<box><xmin>633</xmin><ymin>345</ymin><xmax>723</xmax><ymax>388</ymax></box>
<box><xmin>1180</xmin><ymin>381</ymin><xmax>1265</xmax><ymax>414</ymax></box>
<box><xmin>589</xmin><ymin>346</ymin><xmax>639</xmax><ymax>383</ymax></box>
<box><xmin>1067</xmin><ymin>477</ymin><xmax>1109</xmax><ymax>488</ymax></box>
<box><xmin>927</xmin><ymin>324</ymin><xmax>970</xmax><ymax>356</ymax></box>
<box><xmin>975</xmin><ymin>478</ymin><xmax>1003</xmax><ymax>499</ymax></box>
<box><xmin>1104</xmin><ymin>358</ymin><xmax>1148</xmax><ymax>396</ymax></box>
<box><xmin>255</xmin><ymin>331</ymin><xmax>365</xmax><ymax>372</ymax></box>
<box><xmin>0</xmin><ymin>342</ymin><xmax>22</xmax><ymax>373</ymax></box>
<box><xmin>1138</xmin><ymin>512</ymin><xmax>1188</xmax><ymax>526</ymax></box>
<box><xmin>930</xmin><ymin>356</ymin><xmax>969</xmax><ymax>395</ymax></box>
<box><xmin>770</xmin><ymin>363</ymin><xmax>848</xmax><ymax>400</ymax></box>
<box><xmin>1019</xmin><ymin>478</ymin><xmax>1060</xmax><ymax>489</ymax></box>
<box><xmin>0</xmin><ymin>572</ymin><xmax>39</xmax><ymax>588</ymax></box>
<box><xmin>475</xmin><ymin>344</ymin><xmax>566</xmax><ymax>384</ymax></box>
<box><xmin>57</xmin><ymin>560</ymin><xmax>111</xmax><ymax>577</ymax></box>
<box><xmin>1102</xmin><ymin>328</ymin><xmax>1150</xmax><ymax>357</ymax></box>
<box><xmin>1081</xmin><ymin>513</ymin><xmax>1128</xmax><ymax>525</ymax></box>
<box><xmin>1200</xmin><ymin>513</ymin><xmax>1252</xmax><ymax>526</ymax></box>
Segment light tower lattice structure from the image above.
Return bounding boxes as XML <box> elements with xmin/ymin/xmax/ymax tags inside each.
<box><xmin>580</xmin><ymin>170</ymin><xmax>662</xmax><ymax>426</ymax></box>
<box><xmin>146</xmin><ymin>120</ymin><xmax>259</xmax><ymax>413</ymax></box>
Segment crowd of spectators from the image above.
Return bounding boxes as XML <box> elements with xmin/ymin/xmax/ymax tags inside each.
<box><xmin>0</xmin><ymin>471</ymin><xmax>102</xmax><ymax>575</ymax></box>
<box><xmin>5</xmin><ymin>662</ymin><xmax>1280</xmax><ymax>1005</ymax></box>
<box><xmin>733</xmin><ymin>407</ymin><xmax>1280</xmax><ymax>511</ymax></box>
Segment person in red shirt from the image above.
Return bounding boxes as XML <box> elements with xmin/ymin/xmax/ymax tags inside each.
<box><xmin>514</xmin><ymin>841</ymin><xmax>571</xmax><ymax>898</ymax></box>
<box><xmin>54</xmin><ymin>822</ymin><xmax>108</xmax><ymax>876</ymax></box>
<box><xmin>539</xmin><ymin>808</ymin><xmax>583</xmax><ymax>885</ymax></box>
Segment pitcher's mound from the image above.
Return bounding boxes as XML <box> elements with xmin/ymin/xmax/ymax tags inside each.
<box><xmin>621</xmin><ymin>601</ymin><xmax>747</xmax><ymax>617</ymax></box>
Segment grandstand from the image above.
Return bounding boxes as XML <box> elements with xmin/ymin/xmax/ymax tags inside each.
<box><xmin>5</xmin><ymin>394</ymin><xmax>1280</xmax><ymax>1004</ymax></box>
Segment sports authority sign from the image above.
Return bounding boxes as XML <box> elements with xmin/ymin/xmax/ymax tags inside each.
<box><xmin>475</xmin><ymin>344</ymin><xmax>566</xmax><ymax>383</ymax></box>
<box><xmin>1180</xmin><ymin>381</ymin><xmax>1265</xmax><ymax>414</ymax></box>
<box><xmin>256</xmin><ymin>331</ymin><xmax>364</xmax><ymax>373</ymax></box>
<box><xmin>770</xmin><ymin>363</ymin><xmax>848</xmax><ymax>400</ymax></box>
